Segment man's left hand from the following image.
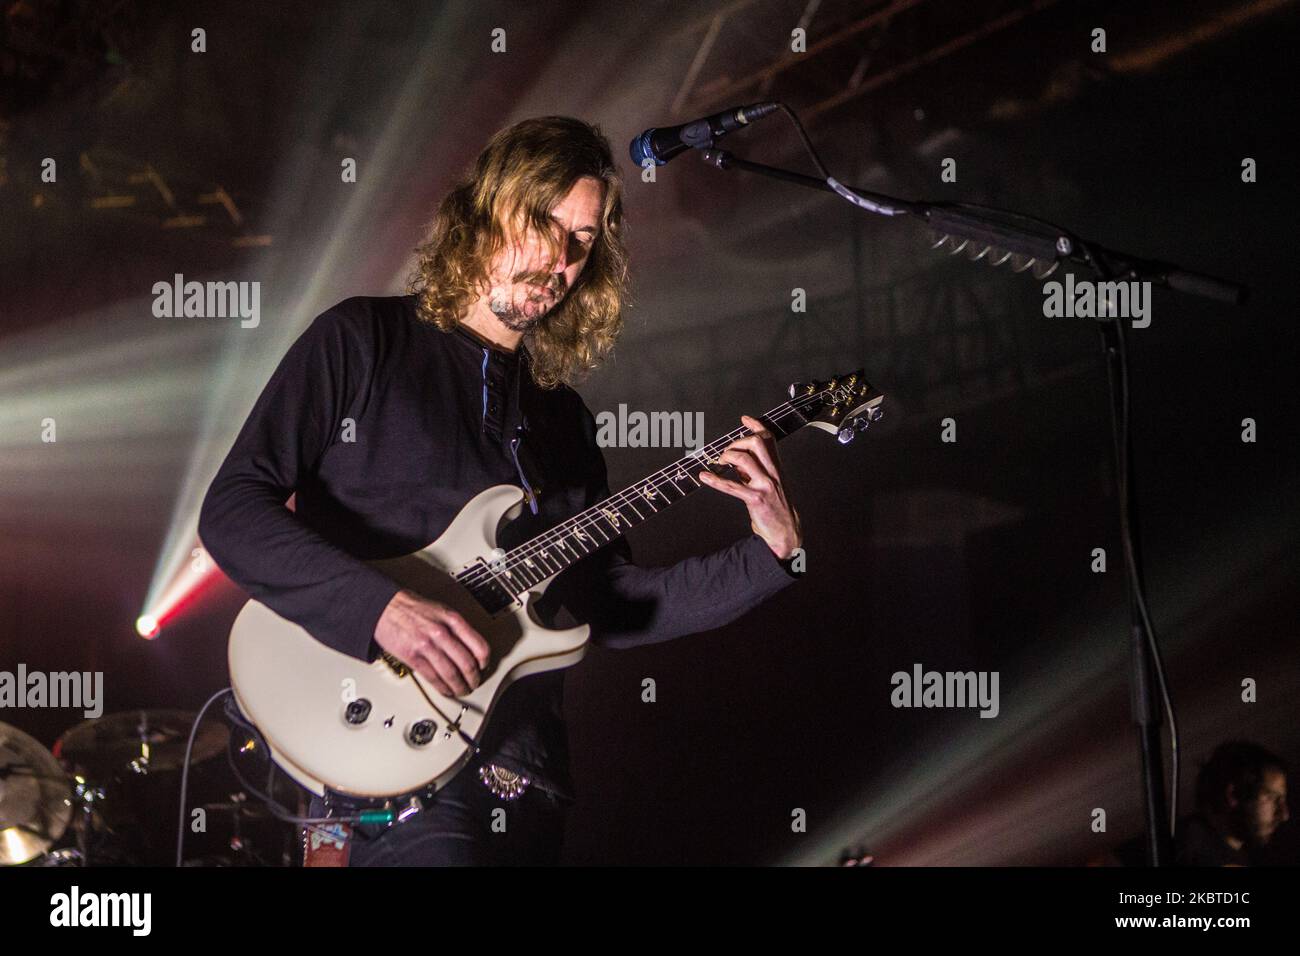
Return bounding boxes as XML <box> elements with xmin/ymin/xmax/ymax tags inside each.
<box><xmin>698</xmin><ymin>414</ymin><xmax>802</xmax><ymax>560</ymax></box>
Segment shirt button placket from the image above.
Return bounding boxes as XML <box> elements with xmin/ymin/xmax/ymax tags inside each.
<box><xmin>483</xmin><ymin>352</ymin><xmax>506</xmax><ymax>441</ymax></box>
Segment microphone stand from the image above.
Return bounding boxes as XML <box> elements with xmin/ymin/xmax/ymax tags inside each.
<box><xmin>698</xmin><ymin>146</ymin><xmax>1247</xmax><ymax>866</ymax></box>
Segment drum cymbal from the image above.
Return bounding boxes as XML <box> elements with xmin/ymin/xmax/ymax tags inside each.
<box><xmin>57</xmin><ymin>709</ymin><xmax>228</xmax><ymax>776</ymax></box>
<box><xmin>0</xmin><ymin>722</ymin><xmax>72</xmax><ymax>865</ymax></box>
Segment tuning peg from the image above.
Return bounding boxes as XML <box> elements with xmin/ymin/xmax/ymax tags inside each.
<box><xmin>837</xmin><ymin>425</ymin><xmax>856</xmax><ymax>444</ymax></box>
<box><xmin>854</xmin><ymin>417</ymin><xmax>871</xmax><ymax>432</ymax></box>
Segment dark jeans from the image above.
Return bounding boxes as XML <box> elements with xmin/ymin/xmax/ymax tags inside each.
<box><xmin>307</xmin><ymin>760</ymin><xmax>568</xmax><ymax>866</ymax></box>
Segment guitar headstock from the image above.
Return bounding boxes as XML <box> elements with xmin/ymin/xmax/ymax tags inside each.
<box><xmin>786</xmin><ymin>369</ymin><xmax>884</xmax><ymax>444</ymax></box>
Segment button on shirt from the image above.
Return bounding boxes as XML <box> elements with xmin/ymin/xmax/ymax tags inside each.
<box><xmin>199</xmin><ymin>294</ymin><xmax>799</xmax><ymax>800</ymax></box>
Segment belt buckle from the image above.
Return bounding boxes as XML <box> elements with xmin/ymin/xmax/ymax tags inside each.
<box><xmin>478</xmin><ymin>763</ymin><xmax>530</xmax><ymax>800</ymax></box>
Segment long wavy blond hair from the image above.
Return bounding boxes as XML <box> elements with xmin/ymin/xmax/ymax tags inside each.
<box><xmin>409</xmin><ymin>116</ymin><xmax>629</xmax><ymax>389</ymax></box>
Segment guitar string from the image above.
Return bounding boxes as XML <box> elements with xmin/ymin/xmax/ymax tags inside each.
<box><xmin>455</xmin><ymin>394</ymin><xmax>815</xmax><ymax>591</ymax></box>
<box><xmin>456</xmin><ymin>386</ymin><xmax>862</xmax><ymax>595</ymax></box>
<box><xmin>456</xmin><ymin>389</ymin><xmax>841</xmax><ymax>591</ymax></box>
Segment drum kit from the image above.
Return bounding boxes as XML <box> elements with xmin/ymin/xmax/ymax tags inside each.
<box><xmin>1</xmin><ymin>710</ymin><xmax>287</xmax><ymax>866</ymax></box>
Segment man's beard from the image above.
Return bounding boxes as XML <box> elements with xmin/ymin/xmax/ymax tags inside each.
<box><xmin>489</xmin><ymin>283</ymin><xmax>561</xmax><ymax>332</ymax></box>
<box><xmin>488</xmin><ymin>297</ymin><xmax>541</xmax><ymax>332</ymax></box>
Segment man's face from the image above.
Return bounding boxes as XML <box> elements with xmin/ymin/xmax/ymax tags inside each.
<box><xmin>482</xmin><ymin>175</ymin><xmax>604</xmax><ymax>333</ymax></box>
<box><xmin>1232</xmin><ymin>768</ymin><xmax>1290</xmax><ymax>845</ymax></box>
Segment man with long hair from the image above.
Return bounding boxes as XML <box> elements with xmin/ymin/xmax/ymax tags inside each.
<box><xmin>199</xmin><ymin>116</ymin><xmax>804</xmax><ymax>865</ymax></box>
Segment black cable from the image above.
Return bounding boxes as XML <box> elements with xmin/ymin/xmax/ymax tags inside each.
<box><xmin>222</xmin><ymin>696</ymin><xmax>390</xmax><ymax>836</ymax></box>
<box><xmin>221</xmin><ymin>729</ymin><xmax>345</xmax><ymax>840</ymax></box>
<box><xmin>775</xmin><ymin>101</ymin><xmax>830</xmax><ymax>180</ymax></box>
<box><xmin>175</xmin><ymin>688</ymin><xmax>378</xmax><ymax>866</ymax></box>
<box><xmin>768</xmin><ymin>101</ymin><xmax>910</xmax><ymax>217</ymax></box>
<box><xmin>1109</xmin><ymin>298</ymin><xmax>1181</xmax><ymax>836</ymax></box>
<box><xmin>1084</xmin><ymin>241</ymin><xmax>1180</xmax><ymax>838</ymax></box>
<box><xmin>174</xmin><ymin>687</ymin><xmax>235</xmax><ymax>867</ymax></box>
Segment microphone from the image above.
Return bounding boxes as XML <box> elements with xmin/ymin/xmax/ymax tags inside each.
<box><xmin>629</xmin><ymin>102</ymin><xmax>780</xmax><ymax>168</ymax></box>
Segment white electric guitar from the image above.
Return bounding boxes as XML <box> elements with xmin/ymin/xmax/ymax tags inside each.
<box><xmin>227</xmin><ymin>370</ymin><xmax>884</xmax><ymax>800</ymax></box>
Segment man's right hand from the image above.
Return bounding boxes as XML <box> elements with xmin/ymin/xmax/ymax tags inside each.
<box><xmin>373</xmin><ymin>590</ymin><xmax>491</xmax><ymax>697</ymax></box>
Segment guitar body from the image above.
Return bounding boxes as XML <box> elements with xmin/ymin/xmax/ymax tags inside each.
<box><xmin>227</xmin><ymin>484</ymin><xmax>589</xmax><ymax>799</ymax></box>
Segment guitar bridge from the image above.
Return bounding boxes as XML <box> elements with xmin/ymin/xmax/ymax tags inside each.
<box><xmin>381</xmin><ymin>652</ymin><xmax>409</xmax><ymax>678</ymax></box>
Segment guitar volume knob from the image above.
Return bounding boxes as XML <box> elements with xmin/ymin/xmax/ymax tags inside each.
<box><xmin>344</xmin><ymin>698</ymin><xmax>372</xmax><ymax>724</ymax></box>
<box><xmin>407</xmin><ymin>719</ymin><xmax>438</xmax><ymax>746</ymax></box>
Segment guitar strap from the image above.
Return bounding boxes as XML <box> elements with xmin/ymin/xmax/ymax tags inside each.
<box><xmin>508</xmin><ymin>350</ymin><xmax>545</xmax><ymax>514</ymax></box>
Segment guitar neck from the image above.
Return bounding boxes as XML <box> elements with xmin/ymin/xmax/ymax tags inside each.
<box><xmin>457</xmin><ymin>397</ymin><xmax>807</xmax><ymax>608</ymax></box>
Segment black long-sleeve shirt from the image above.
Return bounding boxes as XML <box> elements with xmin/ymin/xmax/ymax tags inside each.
<box><xmin>199</xmin><ymin>294</ymin><xmax>798</xmax><ymax>800</ymax></box>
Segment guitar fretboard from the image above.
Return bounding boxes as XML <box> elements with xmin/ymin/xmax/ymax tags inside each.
<box><xmin>454</xmin><ymin>396</ymin><xmax>808</xmax><ymax>613</ymax></box>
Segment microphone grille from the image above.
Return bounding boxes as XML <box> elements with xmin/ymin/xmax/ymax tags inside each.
<box><xmin>628</xmin><ymin>129</ymin><xmax>663</xmax><ymax>168</ymax></box>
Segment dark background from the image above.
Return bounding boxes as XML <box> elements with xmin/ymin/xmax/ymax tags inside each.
<box><xmin>1</xmin><ymin>0</ymin><xmax>1296</xmax><ymax>865</ymax></box>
